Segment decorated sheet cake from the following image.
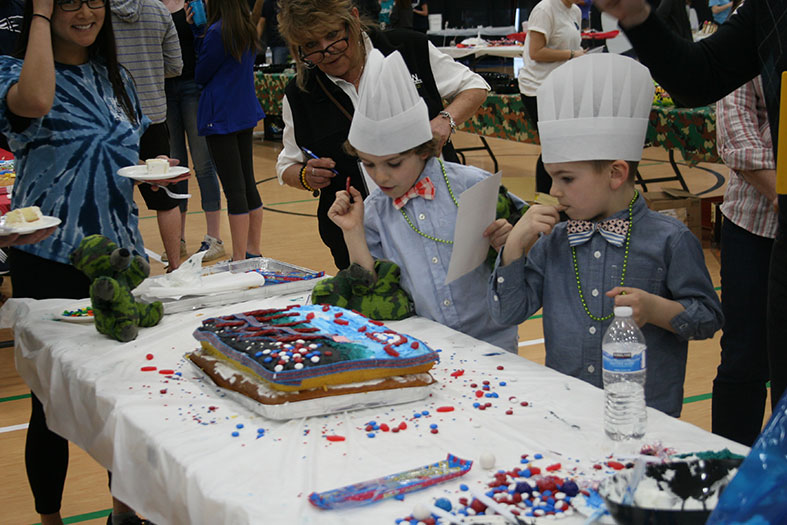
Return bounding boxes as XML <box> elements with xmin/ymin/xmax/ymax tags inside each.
<box><xmin>189</xmin><ymin>305</ymin><xmax>439</xmax><ymax>412</ymax></box>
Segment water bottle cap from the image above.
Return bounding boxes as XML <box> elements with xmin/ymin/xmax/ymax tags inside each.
<box><xmin>614</xmin><ymin>306</ymin><xmax>633</xmax><ymax>317</ymax></box>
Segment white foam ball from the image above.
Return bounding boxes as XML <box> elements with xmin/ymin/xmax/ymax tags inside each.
<box><xmin>412</xmin><ymin>503</ymin><xmax>431</xmax><ymax>521</ymax></box>
<box><xmin>479</xmin><ymin>452</ymin><xmax>496</xmax><ymax>470</ymax></box>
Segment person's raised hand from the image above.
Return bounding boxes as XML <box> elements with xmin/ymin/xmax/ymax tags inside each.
<box><xmin>594</xmin><ymin>0</ymin><xmax>651</xmax><ymax>28</ymax></box>
<box><xmin>32</xmin><ymin>0</ymin><xmax>54</xmax><ymax>19</ymax></box>
<box><xmin>484</xmin><ymin>218</ymin><xmax>513</xmax><ymax>252</ymax></box>
<box><xmin>501</xmin><ymin>204</ymin><xmax>561</xmax><ymax>265</ymax></box>
<box><xmin>304</xmin><ymin>158</ymin><xmax>336</xmax><ymax>190</ymax></box>
<box><xmin>430</xmin><ymin>115</ymin><xmax>453</xmax><ymax>151</ymax></box>
<box><xmin>327</xmin><ymin>185</ymin><xmax>364</xmax><ymax>232</ymax></box>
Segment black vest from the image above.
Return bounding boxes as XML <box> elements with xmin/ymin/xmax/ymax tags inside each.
<box><xmin>285</xmin><ymin>29</ymin><xmax>457</xmax><ymax>269</ymax></box>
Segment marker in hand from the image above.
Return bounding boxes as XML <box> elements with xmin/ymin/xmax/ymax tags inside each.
<box><xmin>301</xmin><ymin>147</ymin><xmax>339</xmax><ymax>198</ymax></box>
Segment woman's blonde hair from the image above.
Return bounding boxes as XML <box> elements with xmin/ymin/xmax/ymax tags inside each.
<box><xmin>277</xmin><ymin>0</ymin><xmax>376</xmax><ymax>91</ymax></box>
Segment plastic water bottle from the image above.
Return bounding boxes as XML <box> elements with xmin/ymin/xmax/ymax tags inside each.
<box><xmin>602</xmin><ymin>306</ymin><xmax>647</xmax><ymax>440</ymax></box>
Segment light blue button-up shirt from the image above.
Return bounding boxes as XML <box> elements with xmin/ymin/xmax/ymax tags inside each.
<box><xmin>488</xmin><ymin>194</ymin><xmax>723</xmax><ymax>416</ymax></box>
<box><xmin>364</xmin><ymin>158</ymin><xmax>521</xmax><ymax>352</ymax></box>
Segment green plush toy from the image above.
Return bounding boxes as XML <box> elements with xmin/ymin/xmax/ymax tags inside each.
<box><xmin>70</xmin><ymin>235</ymin><xmax>164</xmax><ymax>342</ymax></box>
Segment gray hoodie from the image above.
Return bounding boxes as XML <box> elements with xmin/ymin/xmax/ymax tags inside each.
<box><xmin>111</xmin><ymin>0</ymin><xmax>182</xmax><ymax>123</ymax></box>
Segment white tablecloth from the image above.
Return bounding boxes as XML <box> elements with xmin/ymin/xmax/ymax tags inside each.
<box><xmin>2</xmin><ymin>294</ymin><xmax>747</xmax><ymax>525</ymax></box>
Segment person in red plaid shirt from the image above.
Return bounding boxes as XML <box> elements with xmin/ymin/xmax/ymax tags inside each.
<box><xmin>713</xmin><ymin>75</ymin><xmax>777</xmax><ymax>446</ymax></box>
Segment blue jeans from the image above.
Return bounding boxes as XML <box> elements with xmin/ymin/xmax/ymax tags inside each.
<box><xmin>165</xmin><ymin>77</ymin><xmax>221</xmax><ymax>213</ymax></box>
<box><xmin>712</xmin><ymin>216</ymin><xmax>773</xmax><ymax>446</ymax></box>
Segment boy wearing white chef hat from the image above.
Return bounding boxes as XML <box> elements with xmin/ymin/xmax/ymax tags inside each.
<box><xmin>488</xmin><ymin>53</ymin><xmax>723</xmax><ymax>417</ymax></box>
<box><xmin>319</xmin><ymin>49</ymin><xmax>526</xmax><ymax>352</ymax></box>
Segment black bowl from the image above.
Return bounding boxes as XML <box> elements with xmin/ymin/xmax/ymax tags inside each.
<box><xmin>598</xmin><ymin>458</ymin><xmax>743</xmax><ymax>525</ymax></box>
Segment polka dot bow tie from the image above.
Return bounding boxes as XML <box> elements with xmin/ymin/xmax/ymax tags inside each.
<box><xmin>566</xmin><ymin>218</ymin><xmax>629</xmax><ymax>247</ymax></box>
<box><xmin>393</xmin><ymin>177</ymin><xmax>436</xmax><ymax>210</ymax></box>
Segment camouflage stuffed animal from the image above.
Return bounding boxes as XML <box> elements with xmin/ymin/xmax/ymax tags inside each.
<box><xmin>311</xmin><ymin>260</ymin><xmax>414</xmax><ymax>320</ymax></box>
<box><xmin>70</xmin><ymin>235</ymin><xmax>164</xmax><ymax>342</ymax></box>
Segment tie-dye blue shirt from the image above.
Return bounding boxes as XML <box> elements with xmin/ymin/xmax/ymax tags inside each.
<box><xmin>0</xmin><ymin>56</ymin><xmax>149</xmax><ymax>264</ymax></box>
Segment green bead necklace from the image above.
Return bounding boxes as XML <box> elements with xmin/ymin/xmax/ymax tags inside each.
<box><xmin>571</xmin><ymin>190</ymin><xmax>638</xmax><ymax>322</ymax></box>
<box><xmin>399</xmin><ymin>159</ymin><xmax>458</xmax><ymax>244</ymax></box>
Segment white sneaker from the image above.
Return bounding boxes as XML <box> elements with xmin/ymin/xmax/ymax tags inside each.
<box><xmin>197</xmin><ymin>235</ymin><xmax>226</xmax><ymax>262</ymax></box>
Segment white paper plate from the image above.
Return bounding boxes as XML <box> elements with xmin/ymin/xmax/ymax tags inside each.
<box><xmin>0</xmin><ymin>215</ymin><xmax>61</xmax><ymax>235</ymax></box>
<box><xmin>57</xmin><ymin>311</ymin><xmax>95</xmax><ymax>323</ymax></box>
<box><xmin>55</xmin><ymin>303</ymin><xmax>95</xmax><ymax>323</ymax></box>
<box><xmin>116</xmin><ymin>165</ymin><xmax>190</xmax><ymax>181</ymax></box>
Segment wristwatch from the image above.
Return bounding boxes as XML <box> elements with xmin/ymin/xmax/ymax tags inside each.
<box><xmin>438</xmin><ymin>110</ymin><xmax>456</xmax><ymax>134</ymax></box>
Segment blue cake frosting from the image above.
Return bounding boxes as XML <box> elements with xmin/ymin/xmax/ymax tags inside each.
<box><xmin>193</xmin><ymin>304</ymin><xmax>439</xmax><ymax>389</ymax></box>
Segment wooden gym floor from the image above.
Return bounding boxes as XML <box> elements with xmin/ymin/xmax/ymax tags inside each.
<box><xmin>0</xmin><ymin>131</ymin><xmax>772</xmax><ymax>524</ymax></box>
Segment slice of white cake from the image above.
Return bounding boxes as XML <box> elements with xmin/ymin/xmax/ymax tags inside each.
<box><xmin>145</xmin><ymin>158</ymin><xmax>169</xmax><ymax>175</ymax></box>
<box><xmin>5</xmin><ymin>205</ymin><xmax>43</xmax><ymax>225</ymax></box>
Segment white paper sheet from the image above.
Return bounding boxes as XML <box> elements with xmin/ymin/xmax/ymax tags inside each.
<box><xmin>445</xmin><ymin>171</ymin><xmax>501</xmax><ymax>284</ymax></box>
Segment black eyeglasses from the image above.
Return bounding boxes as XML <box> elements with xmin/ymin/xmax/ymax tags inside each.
<box><xmin>299</xmin><ymin>36</ymin><xmax>350</xmax><ymax>68</ymax></box>
<box><xmin>57</xmin><ymin>0</ymin><xmax>106</xmax><ymax>12</ymax></box>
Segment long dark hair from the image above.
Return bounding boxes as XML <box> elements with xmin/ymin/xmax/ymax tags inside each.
<box><xmin>206</xmin><ymin>0</ymin><xmax>258</xmax><ymax>62</ymax></box>
<box><xmin>15</xmin><ymin>0</ymin><xmax>138</xmax><ymax>125</ymax></box>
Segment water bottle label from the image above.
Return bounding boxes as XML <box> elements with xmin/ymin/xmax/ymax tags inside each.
<box><xmin>602</xmin><ymin>349</ymin><xmax>645</xmax><ymax>373</ymax></box>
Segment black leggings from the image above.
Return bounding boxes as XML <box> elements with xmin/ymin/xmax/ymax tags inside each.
<box><xmin>10</xmin><ymin>249</ymin><xmax>91</xmax><ymax>514</ymax></box>
<box><xmin>520</xmin><ymin>93</ymin><xmax>551</xmax><ymax>194</ymax></box>
<box><xmin>206</xmin><ymin>128</ymin><xmax>262</xmax><ymax>214</ymax></box>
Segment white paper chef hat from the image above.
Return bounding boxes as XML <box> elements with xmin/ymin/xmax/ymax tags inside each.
<box><xmin>348</xmin><ymin>49</ymin><xmax>433</xmax><ymax>156</ymax></box>
<box><xmin>536</xmin><ymin>53</ymin><xmax>654</xmax><ymax>163</ymax></box>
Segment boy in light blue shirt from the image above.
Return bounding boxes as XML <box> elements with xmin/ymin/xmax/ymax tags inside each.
<box><xmin>325</xmin><ymin>49</ymin><xmax>524</xmax><ymax>352</ymax></box>
<box><xmin>488</xmin><ymin>54</ymin><xmax>723</xmax><ymax>416</ymax></box>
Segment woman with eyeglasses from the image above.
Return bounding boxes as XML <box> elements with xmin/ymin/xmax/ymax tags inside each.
<box><xmin>186</xmin><ymin>0</ymin><xmax>265</xmax><ymax>262</ymax></box>
<box><xmin>0</xmin><ymin>0</ymin><xmax>155</xmax><ymax>524</ymax></box>
<box><xmin>275</xmin><ymin>0</ymin><xmax>489</xmax><ymax>270</ymax></box>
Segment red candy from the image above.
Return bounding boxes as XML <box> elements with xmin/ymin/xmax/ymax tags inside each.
<box><xmin>475</xmin><ymin>391</ymin><xmax>484</xmax><ymax>398</ymax></box>
<box><xmin>383</xmin><ymin>345</ymin><xmax>400</xmax><ymax>357</ymax></box>
<box><xmin>145</xmin><ymin>353</ymin><xmax>154</xmax><ymax>360</ymax></box>
<box><xmin>505</xmin><ymin>409</ymin><xmax>513</xmax><ymax>415</ymax></box>
<box><xmin>398</xmin><ymin>422</ymin><xmax>407</xmax><ymax>430</ymax></box>
<box><xmin>158</xmin><ymin>369</ymin><xmax>175</xmax><ymax>375</ymax></box>
<box><xmin>391</xmin><ymin>427</ymin><xmax>400</xmax><ymax>433</ymax></box>
<box><xmin>380</xmin><ymin>423</ymin><xmax>390</xmax><ymax>432</ymax></box>
<box><xmin>546</xmin><ymin>463</ymin><xmax>562</xmax><ymax>472</ymax></box>
<box><xmin>520</xmin><ymin>401</ymin><xmax>529</xmax><ymax>407</ymax></box>
<box><xmin>436</xmin><ymin>406</ymin><xmax>454</xmax><ymax>412</ymax></box>
<box><xmin>450</xmin><ymin>369</ymin><xmax>465</xmax><ymax>378</ymax></box>
<box><xmin>140</xmin><ymin>366</ymin><xmax>156</xmax><ymax>372</ymax></box>
<box><xmin>430</xmin><ymin>428</ymin><xmax>439</xmax><ymax>434</ymax></box>
<box><xmin>497</xmin><ymin>365</ymin><xmax>505</xmax><ymax>370</ymax></box>
<box><xmin>607</xmin><ymin>461</ymin><xmax>626</xmax><ymax>470</ymax></box>
<box><xmin>159</xmin><ymin>389</ymin><xmax>167</xmax><ymax>394</ymax></box>
<box><xmin>325</xmin><ymin>435</ymin><xmax>345</xmax><ymax>442</ymax></box>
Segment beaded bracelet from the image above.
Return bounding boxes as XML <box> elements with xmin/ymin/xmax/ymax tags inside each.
<box><xmin>299</xmin><ymin>164</ymin><xmax>316</xmax><ymax>193</ymax></box>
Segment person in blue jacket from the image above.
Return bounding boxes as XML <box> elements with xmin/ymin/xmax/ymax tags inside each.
<box><xmin>187</xmin><ymin>0</ymin><xmax>264</xmax><ymax>261</ymax></box>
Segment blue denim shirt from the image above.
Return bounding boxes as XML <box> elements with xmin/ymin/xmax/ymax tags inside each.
<box><xmin>365</xmin><ymin>158</ymin><xmax>522</xmax><ymax>352</ymax></box>
<box><xmin>488</xmin><ymin>194</ymin><xmax>723</xmax><ymax>416</ymax></box>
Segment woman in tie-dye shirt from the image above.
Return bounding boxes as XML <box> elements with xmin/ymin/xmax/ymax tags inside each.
<box><xmin>0</xmin><ymin>0</ymin><xmax>151</xmax><ymax>523</ymax></box>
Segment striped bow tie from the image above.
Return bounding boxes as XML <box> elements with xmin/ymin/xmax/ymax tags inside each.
<box><xmin>566</xmin><ymin>218</ymin><xmax>629</xmax><ymax>247</ymax></box>
<box><xmin>393</xmin><ymin>177</ymin><xmax>436</xmax><ymax>210</ymax></box>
